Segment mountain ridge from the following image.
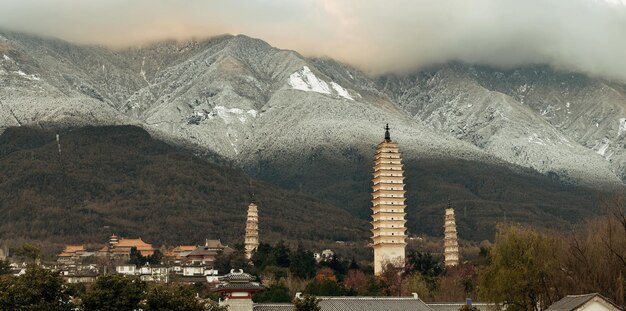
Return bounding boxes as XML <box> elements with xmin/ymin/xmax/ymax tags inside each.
<box><xmin>1</xmin><ymin>30</ymin><xmax>625</xmax><ymax>243</ymax></box>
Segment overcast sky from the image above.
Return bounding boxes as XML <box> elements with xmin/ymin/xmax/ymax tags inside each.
<box><xmin>1</xmin><ymin>0</ymin><xmax>626</xmax><ymax>80</ymax></box>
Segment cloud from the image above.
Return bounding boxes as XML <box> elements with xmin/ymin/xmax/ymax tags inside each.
<box><xmin>1</xmin><ymin>0</ymin><xmax>626</xmax><ymax>80</ymax></box>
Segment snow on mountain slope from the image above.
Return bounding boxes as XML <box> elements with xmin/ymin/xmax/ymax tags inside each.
<box><xmin>424</xmin><ymin>64</ymin><xmax>626</xmax><ymax>183</ymax></box>
<box><xmin>0</xmin><ymin>31</ymin><xmax>624</xmax><ymax>189</ymax></box>
<box><xmin>378</xmin><ymin>64</ymin><xmax>626</xmax><ymax>186</ymax></box>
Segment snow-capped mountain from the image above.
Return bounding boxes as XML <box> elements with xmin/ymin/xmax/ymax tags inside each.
<box><xmin>1</xmin><ymin>30</ymin><xmax>625</xmax><ymax>239</ymax></box>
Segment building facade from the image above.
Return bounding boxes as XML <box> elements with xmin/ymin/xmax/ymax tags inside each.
<box><xmin>371</xmin><ymin>124</ymin><xmax>407</xmax><ymax>275</ymax></box>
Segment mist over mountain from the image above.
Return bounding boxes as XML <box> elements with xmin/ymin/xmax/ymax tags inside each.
<box><xmin>1</xmin><ymin>30</ymin><xmax>625</xmax><ymax>243</ymax></box>
<box><xmin>1</xmin><ymin>0</ymin><xmax>626</xmax><ymax>81</ymax></box>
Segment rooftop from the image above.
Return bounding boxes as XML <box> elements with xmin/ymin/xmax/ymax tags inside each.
<box><xmin>115</xmin><ymin>238</ymin><xmax>154</xmax><ymax>249</ymax></box>
<box><xmin>255</xmin><ymin>294</ymin><xmax>435</xmax><ymax>311</ymax></box>
<box><xmin>547</xmin><ymin>293</ymin><xmax>623</xmax><ymax>311</ymax></box>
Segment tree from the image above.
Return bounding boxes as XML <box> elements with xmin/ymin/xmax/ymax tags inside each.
<box><xmin>206</xmin><ymin>304</ymin><xmax>229</xmax><ymax>311</ymax></box>
<box><xmin>271</xmin><ymin>241</ymin><xmax>291</xmax><ymax>268</ymax></box>
<box><xmin>253</xmin><ymin>283</ymin><xmax>292</xmax><ymax>302</ymax></box>
<box><xmin>406</xmin><ymin>250</ymin><xmax>443</xmax><ymax>279</ymax></box>
<box><xmin>0</xmin><ymin>265</ymin><xmax>74</xmax><ymax>310</ymax></box>
<box><xmin>129</xmin><ymin>246</ymin><xmax>145</xmax><ymax>265</ymax></box>
<box><xmin>213</xmin><ymin>245</ymin><xmax>249</xmax><ymax>275</ymax></box>
<box><xmin>478</xmin><ymin>224</ymin><xmax>563</xmax><ymax>311</ymax></box>
<box><xmin>320</xmin><ymin>255</ymin><xmax>349</xmax><ymax>280</ymax></box>
<box><xmin>252</xmin><ymin>243</ymin><xmax>273</xmax><ymax>269</ymax></box>
<box><xmin>305</xmin><ymin>270</ymin><xmax>345</xmax><ymax>297</ymax></box>
<box><xmin>294</xmin><ymin>294</ymin><xmax>321</xmax><ymax>311</ymax></box>
<box><xmin>81</xmin><ymin>274</ymin><xmax>147</xmax><ymax>311</ymax></box>
<box><xmin>0</xmin><ymin>260</ymin><xmax>11</xmax><ymax>275</ymax></box>
<box><xmin>459</xmin><ymin>304</ymin><xmax>480</xmax><ymax>311</ymax></box>
<box><xmin>406</xmin><ymin>272</ymin><xmax>433</xmax><ymax>300</ymax></box>
<box><xmin>11</xmin><ymin>243</ymin><xmax>41</xmax><ymax>262</ymax></box>
<box><xmin>289</xmin><ymin>244</ymin><xmax>316</xmax><ymax>279</ymax></box>
<box><xmin>144</xmin><ymin>285</ymin><xmax>206</xmax><ymax>311</ymax></box>
<box><xmin>343</xmin><ymin>269</ymin><xmax>368</xmax><ymax>295</ymax></box>
<box><xmin>379</xmin><ymin>261</ymin><xmax>409</xmax><ymax>297</ymax></box>
<box><xmin>146</xmin><ymin>249</ymin><xmax>163</xmax><ymax>265</ymax></box>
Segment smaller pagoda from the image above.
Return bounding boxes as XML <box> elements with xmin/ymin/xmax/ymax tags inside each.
<box><xmin>214</xmin><ymin>269</ymin><xmax>265</xmax><ymax>311</ymax></box>
<box><xmin>443</xmin><ymin>200</ymin><xmax>460</xmax><ymax>267</ymax></box>
<box><xmin>244</xmin><ymin>201</ymin><xmax>259</xmax><ymax>260</ymax></box>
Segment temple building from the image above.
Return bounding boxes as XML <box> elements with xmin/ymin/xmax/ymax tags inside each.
<box><xmin>443</xmin><ymin>200</ymin><xmax>460</xmax><ymax>267</ymax></box>
<box><xmin>96</xmin><ymin>234</ymin><xmax>156</xmax><ymax>258</ymax></box>
<box><xmin>244</xmin><ymin>201</ymin><xmax>259</xmax><ymax>260</ymax></box>
<box><xmin>57</xmin><ymin>245</ymin><xmax>87</xmax><ymax>264</ymax></box>
<box><xmin>185</xmin><ymin>239</ymin><xmax>230</xmax><ymax>265</ymax></box>
<box><xmin>215</xmin><ymin>269</ymin><xmax>265</xmax><ymax>311</ymax></box>
<box><xmin>371</xmin><ymin>124</ymin><xmax>407</xmax><ymax>275</ymax></box>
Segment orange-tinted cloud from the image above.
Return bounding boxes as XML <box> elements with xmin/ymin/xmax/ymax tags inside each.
<box><xmin>1</xmin><ymin>0</ymin><xmax>626</xmax><ymax>81</ymax></box>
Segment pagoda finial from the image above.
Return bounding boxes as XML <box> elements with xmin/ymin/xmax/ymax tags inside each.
<box><xmin>447</xmin><ymin>198</ymin><xmax>451</xmax><ymax>209</ymax></box>
<box><xmin>384</xmin><ymin>124</ymin><xmax>391</xmax><ymax>141</ymax></box>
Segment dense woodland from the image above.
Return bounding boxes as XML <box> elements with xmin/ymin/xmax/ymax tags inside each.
<box><xmin>0</xmin><ymin>126</ymin><xmax>368</xmax><ymax>253</ymax></box>
<box><xmin>0</xmin><ymin>124</ymin><xmax>612</xmax><ymax>251</ymax></box>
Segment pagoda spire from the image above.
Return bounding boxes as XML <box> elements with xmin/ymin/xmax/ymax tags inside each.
<box><xmin>371</xmin><ymin>124</ymin><xmax>407</xmax><ymax>275</ymax></box>
<box><xmin>384</xmin><ymin>123</ymin><xmax>391</xmax><ymax>141</ymax></box>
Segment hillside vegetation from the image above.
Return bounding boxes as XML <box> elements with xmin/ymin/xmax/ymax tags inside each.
<box><xmin>0</xmin><ymin>125</ymin><xmax>368</xmax><ymax>247</ymax></box>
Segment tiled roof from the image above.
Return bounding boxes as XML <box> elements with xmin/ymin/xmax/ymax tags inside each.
<box><xmin>165</xmin><ymin>246</ymin><xmax>197</xmax><ymax>257</ymax></box>
<box><xmin>317</xmin><ymin>296</ymin><xmax>434</xmax><ymax>311</ymax></box>
<box><xmin>222</xmin><ymin>270</ymin><xmax>256</xmax><ymax>282</ymax></box>
<box><xmin>215</xmin><ymin>282</ymin><xmax>265</xmax><ymax>290</ymax></box>
<box><xmin>63</xmin><ymin>245</ymin><xmax>86</xmax><ymax>253</ymax></box>
<box><xmin>255</xmin><ymin>296</ymin><xmax>434</xmax><ymax>311</ymax></box>
<box><xmin>428</xmin><ymin>302</ymin><xmax>497</xmax><ymax>311</ymax></box>
<box><xmin>115</xmin><ymin>238</ymin><xmax>153</xmax><ymax>249</ymax></box>
<box><xmin>172</xmin><ymin>245</ymin><xmax>197</xmax><ymax>252</ymax></box>
<box><xmin>547</xmin><ymin>293</ymin><xmax>622</xmax><ymax>311</ymax></box>
<box><xmin>205</xmin><ymin>239</ymin><xmax>225</xmax><ymax>248</ymax></box>
<box><xmin>254</xmin><ymin>303</ymin><xmax>295</xmax><ymax>311</ymax></box>
<box><xmin>187</xmin><ymin>246</ymin><xmax>220</xmax><ymax>257</ymax></box>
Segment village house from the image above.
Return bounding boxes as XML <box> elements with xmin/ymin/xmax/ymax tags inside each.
<box><xmin>314</xmin><ymin>249</ymin><xmax>334</xmax><ymax>263</ymax></box>
<box><xmin>60</xmin><ymin>264</ymin><xmax>100</xmax><ymax>284</ymax></box>
<box><xmin>113</xmin><ymin>263</ymin><xmax>169</xmax><ymax>283</ymax></box>
<box><xmin>139</xmin><ymin>265</ymin><xmax>169</xmax><ymax>283</ymax></box>
<box><xmin>116</xmin><ymin>264</ymin><xmax>137</xmax><ymax>275</ymax></box>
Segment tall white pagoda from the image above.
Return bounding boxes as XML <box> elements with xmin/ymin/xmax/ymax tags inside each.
<box><xmin>371</xmin><ymin>124</ymin><xmax>407</xmax><ymax>275</ymax></box>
